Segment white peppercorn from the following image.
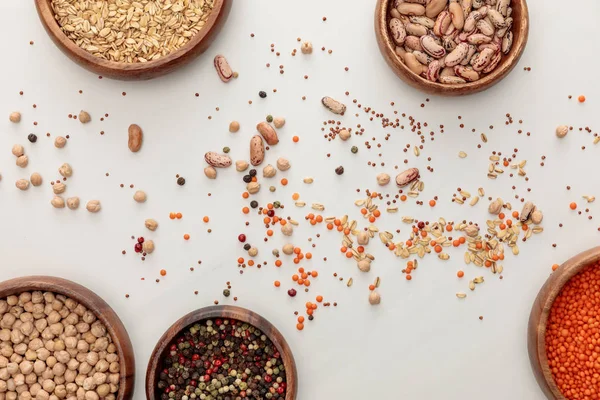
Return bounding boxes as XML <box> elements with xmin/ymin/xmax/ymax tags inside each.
<box><xmin>9</xmin><ymin>112</ymin><xmax>21</xmax><ymax>123</ymax></box>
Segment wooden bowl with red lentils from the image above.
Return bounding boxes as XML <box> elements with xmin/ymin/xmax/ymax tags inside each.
<box><xmin>528</xmin><ymin>246</ymin><xmax>600</xmax><ymax>399</ymax></box>
<box><xmin>146</xmin><ymin>305</ymin><xmax>297</xmax><ymax>400</ymax></box>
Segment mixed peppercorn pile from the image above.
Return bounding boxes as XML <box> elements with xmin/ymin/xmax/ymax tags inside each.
<box><xmin>157</xmin><ymin>319</ymin><xmax>287</xmax><ymax>400</ymax></box>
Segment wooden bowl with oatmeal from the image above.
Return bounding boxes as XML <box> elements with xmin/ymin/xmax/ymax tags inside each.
<box><xmin>146</xmin><ymin>305</ymin><xmax>298</xmax><ymax>399</ymax></box>
<box><xmin>374</xmin><ymin>0</ymin><xmax>529</xmax><ymax>96</ymax></box>
<box><xmin>0</xmin><ymin>276</ymin><xmax>135</xmax><ymax>399</ymax></box>
<box><xmin>34</xmin><ymin>0</ymin><xmax>232</xmax><ymax>80</ymax></box>
<box><xmin>528</xmin><ymin>246</ymin><xmax>600</xmax><ymax>399</ymax></box>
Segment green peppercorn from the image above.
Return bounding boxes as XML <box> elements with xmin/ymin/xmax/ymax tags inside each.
<box><xmin>269</xmin><ymin>186</ymin><xmax>276</xmax><ymax>192</ymax></box>
<box><xmin>273</xmin><ymin>201</ymin><xmax>281</xmax><ymax>208</ymax></box>
<box><xmin>266</xmin><ymin>115</ymin><xmax>273</xmax><ymax>123</ymax></box>
<box><xmin>223</xmin><ymin>146</ymin><xmax>230</xmax><ymax>153</ymax></box>
<box><xmin>223</xmin><ymin>289</ymin><xmax>231</xmax><ymax>297</ymax></box>
<box><xmin>351</xmin><ymin>146</ymin><xmax>358</xmax><ymax>154</ymax></box>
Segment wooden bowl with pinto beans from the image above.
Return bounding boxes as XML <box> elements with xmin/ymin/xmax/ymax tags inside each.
<box><xmin>34</xmin><ymin>0</ymin><xmax>232</xmax><ymax>80</ymax></box>
<box><xmin>0</xmin><ymin>276</ymin><xmax>135</xmax><ymax>399</ymax></box>
<box><xmin>375</xmin><ymin>0</ymin><xmax>529</xmax><ymax>96</ymax></box>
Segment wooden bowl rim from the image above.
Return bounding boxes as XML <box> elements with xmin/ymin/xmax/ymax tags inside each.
<box><xmin>374</xmin><ymin>0</ymin><xmax>530</xmax><ymax>96</ymax></box>
<box><xmin>34</xmin><ymin>0</ymin><xmax>229</xmax><ymax>76</ymax></box>
<box><xmin>146</xmin><ymin>305</ymin><xmax>298</xmax><ymax>400</ymax></box>
<box><xmin>0</xmin><ymin>276</ymin><xmax>135</xmax><ymax>400</ymax></box>
<box><xmin>528</xmin><ymin>246</ymin><xmax>600</xmax><ymax>399</ymax></box>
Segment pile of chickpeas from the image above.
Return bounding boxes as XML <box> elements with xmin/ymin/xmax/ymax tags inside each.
<box><xmin>0</xmin><ymin>291</ymin><xmax>120</xmax><ymax>400</ymax></box>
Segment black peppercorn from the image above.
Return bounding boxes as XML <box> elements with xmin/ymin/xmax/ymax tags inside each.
<box><xmin>259</xmin><ymin>91</ymin><xmax>267</xmax><ymax>98</ymax></box>
<box><xmin>28</xmin><ymin>134</ymin><xmax>37</xmax><ymax>143</ymax></box>
<box><xmin>308</xmin><ymin>315</ymin><xmax>314</xmax><ymax>321</ymax></box>
<box><xmin>335</xmin><ymin>166</ymin><xmax>344</xmax><ymax>175</ymax></box>
<box><xmin>249</xmin><ymin>169</ymin><xmax>257</xmax><ymax>177</ymax></box>
<box><xmin>243</xmin><ymin>175</ymin><xmax>252</xmax><ymax>183</ymax></box>
<box><xmin>177</xmin><ymin>177</ymin><xmax>185</xmax><ymax>186</ymax></box>
<box><xmin>250</xmin><ymin>200</ymin><xmax>258</xmax><ymax>208</ymax></box>
<box><xmin>243</xmin><ymin>243</ymin><xmax>251</xmax><ymax>251</ymax></box>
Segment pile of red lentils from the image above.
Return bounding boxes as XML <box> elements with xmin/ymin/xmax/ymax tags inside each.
<box><xmin>546</xmin><ymin>263</ymin><xmax>600</xmax><ymax>399</ymax></box>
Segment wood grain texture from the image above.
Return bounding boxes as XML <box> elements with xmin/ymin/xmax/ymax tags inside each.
<box><xmin>0</xmin><ymin>276</ymin><xmax>135</xmax><ymax>400</ymax></box>
<box><xmin>374</xmin><ymin>0</ymin><xmax>529</xmax><ymax>96</ymax></box>
<box><xmin>34</xmin><ymin>0</ymin><xmax>232</xmax><ymax>80</ymax></box>
<box><xmin>528</xmin><ymin>246</ymin><xmax>600</xmax><ymax>400</ymax></box>
<box><xmin>146</xmin><ymin>305</ymin><xmax>297</xmax><ymax>400</ymax></box>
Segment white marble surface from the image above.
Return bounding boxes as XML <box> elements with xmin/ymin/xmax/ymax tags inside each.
<box><xmin>1</xmin><ymin>0</ymin><xmax>599</xmax><ymax>399</ymax></box>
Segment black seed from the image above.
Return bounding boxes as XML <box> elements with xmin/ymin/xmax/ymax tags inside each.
<box><xmin>259</xmin><ymin>91</ymin><xmax>267</xmax><ymax>98</ymax></box>
<box><xmin>250</xmin><ymin>200</ymin><xmax>258</xmax><ymax>208</ymax></box>
<box><xmin>249</xmin><ymin>169</ymin><xmax>257</xmax><ymax>177</ymax></box>
<box><xmin>335</xmin><ymin>166</ymin><xmax>344</xmax><ymax>175</ymax></box>
<box><xmin>177</xmin><ymin>177</ymin><xmax>186</xmax><ymax>186</ymax></box>
<box><xmin>243</xmin><ymin>244</ymin><xmax>251</xmax><ymax>251</ymax></box>
<box><xmin>243</xmin><ymin>175</ymin><xmax>252</xmax><ymax>183</ymax></box>
<box><xmin>28</xmin><ymin>134</ymin><xmax>37</xmax><ymax>143</ymax></box>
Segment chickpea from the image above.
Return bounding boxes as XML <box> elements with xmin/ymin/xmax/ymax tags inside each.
<box><xmin>54</xmin><ymin>375</ymin><xmax>65</xmax><ymax>386</ymax></box>
<box><xmin>47</xmin><ymin>312</ymin><xmax>61</xmax><ymax>325</ymax></box>
<box><xmin>90</xmin><ymin>338</ymin><xmax>107</xmax><ymax>353</ymax></box>
<box><xmin>51</xmin><ymin>301</ymin><xmax>63</xmax><ymax>312</ymax></box>
<box><xmin>6</xmin><ymin>297</ymin><xmax>17</xmax><ymax>307</ymax></box>
<box><xmin>53</xmin><ymin>341</ymin><xmax>65</xmax><ymax>352</ymax></box>
<box><xmin>49</xmin><ymin>324</ymin><xmax>64</xmax><ymax>336</ymax></box>
<box><xmin>74</xmin><ymin>324</ymin><xmax>89</xmax><ymax>335</ymax></box>
<box><xmin>89</xmin><ymin>323</ymin><xmax>105</xmax><ymax>339</ymax></box>
<box><xmin>30</xmin><ymin>293</ymin><xmax>43</xmax><ymax>305</ymax></box>
<box><xmin>0</xmin><ymin>302</ymin><xmax>7</xmax><ymax>314</ymax></box>
<box><xmin>19</xmin><ymin>313</ymin><xmax>33</xmax><ymax>323</ymax></box>
<box><xmin>41</xmin><ymin>367</ymin><xmax>54</xmax><ymax>381</ymax></box>
<box><xmin>0</xmin><ymin>369</ymin><xmax>8</xmax><ymax>381</ymax></box>
<box><xmin>108</xmin><ymin>362</ymin><xmax>119</xmax><ymax>374</ymax></box>
<box><xmin>19</xmin><ymin>322</ymin><xmax>33</xmax><ymax>338</ymax></box>
<box><xmin>74</xmin><ymin>375</ymin><xmax>85</xmax><ymax>387</ymax></box>
<box><xmin>42</xmin><ymin>293</ymin><xmax>55</xmax><ymax>304</ymax></box>
<box><xmin>65</xmin><ymin>383</ymin><xmax>77</xmax><ymax>393</ymax></box>
<box><xmin>42</xmin><ymin>380</ymin><xmax>55</xmax><ymax>393</ymax></box>
<box><xmin>73</xmin><ymin>306</ymin><xmax>86</xmax><ymax>318</ymax></box>
<box><xmin>75</xmin><ymin>342</ymin><xmax>88</xmax><ymax>355</ymax></box>
<box><xmin>0</xmin><ymin>345</ymin><xmax>13</xmax><ymax>359</ymax></box>
<box><xmin>54</xmin><ymin>385</ymin><xmax>66</xmax><ymax>398</ymax></box>
<box><xmin>78</xmin><ymin>363</ymin><xmax>91</xmax><ymax>376</ymax></box>
<box><xmin>55</xmin><ymin>352</ymin><xmax>69</xmax><ymax>365</ymax></box>
<box><xmin>82</xmin><ymin>377</ymin><xmax>95</xmax><ymax>391</ymax></box>
<box><xmin>35</xmin><ymin>389</ymin><xmax>50</xmax><ymax>400</ymax></box>
<box><xmin>0</xmin><ymin>331</ymin><xmax>8</xmax><ymax>342</ymax></box>
<box><xmin>1</xmin><ymin>314</ymin><xmax>16</xmax><ymax>329</ymax></box>
<box><xmin>6</xmin><ymin>379</ymin><xmax>14</xmax><ymax>392</ymax></box>
<box><xmin>82</xmin><ymin>334</ymin><xmax>95</xmax><ymax>346</ymax></box>
<box><xmin>65</xmin><ymin>314</ymin><xmax>78</xmax><ymax>326</ymax></box>
<box><xmin>46</xmin><ymin>357</ymin><xmax>57</xmax><ymax>369</ymax></box>
<box><xmin>106</xmin><ymin>344</ymin><xmax>116</xmax><ymax>355</ymax></box>
<box><xmin>19</xmin><ymin>361</ymin><xmax>33</xmax><ymax>375</ymax></box>
<box><xmin>81</xmin><ymin>313</ymin><xmax>95</xmax><ymax>325</ymax></box>
<box><xmin>13</xmin><ymin>374</ymin><xmax>24</xmax><ymax>386</ymax></box>
<box><xmin>58</xmin><ymin>308</ymin><xmax>69</xmax><ymax>319</ymax></box>
<box><xmin>66</xmin><ymin>350</ymin><xmax>77</xmax><ymax>359</ymax></box>
<box><xmin>43</xmin><ymin>305</ymin><xmax>53</xmax><ymax>317</ymax></box>
<box><xmin>64</xmin><ymin>370</ymin><xmax>76</xmax><ymax>383</ymax></box>
<box><xmin>13</xmin><ymin>344</ymin><xmax>26</xmax><ymax>356</ymax></box>
<box><xmin>94</xmin><ymin>360</ymin><xmax>108</xmax><ymax>374</ymax></box>
<box><xmin>33</xmin><ymin>361</ymin><xmax>45</xmax><ymax>376</ymax></box>
<box><xmin>25</xmin><ymin>373</ymin><xmax>36</xmax><ymax>385</ymax></box>
<box><xmin>64</xmin><ymin>299</ymin><xmax>76</xmax><ymax>312</ymax></box>
<box><xmin>0</xmin><ymin>358</ymin><xmax>6</xmax><ymax>369</ymax></box>
<box><xmin>64</xmin><ymin>338</ymin><xmax>76</xmax><ymax>351</ymax></box>
<box><xmin>84</xmin><ymin>391</ymin><xmax>98</xmax><ymax>400</ymax></box>
<box><xmin>0</xmin><ymin>381</ymin><xmax>6</xmax><ymax>392</ymax></box>
<box><xmin>25</xmin><ymin>350</ymin><xmax>37</xmax><ymax>362</ymax></box>
<box><xmin>96</xmin><ymin>383</ymin><xmax>109</xmax><ymax>397</ymax></box>
<box><xmin>52</xmin><ymin>363</ymin><xmax>66</xmax><ymax>377</ymax></box>
<box><xmin>35</xmin><ymin>349</ymin><xmax>49</xmax><ymax>362</ymax></box>
<box><xmin>40</xmin><ymin>328</ymin><xmax>54</xmax><ymax>341</ymax></box>
<box><xmin>23</xmin><ymin>303</ymin><xmax>34</xmax><ymax>313</ymax></box>
<box><xmin>107</xmin><ymin>374</ymin><xmax>119</xmax><ymax>386</ymax></box>
<box><xmin>34</xmin><ymin>319</ymin><xmax>46</xmax><ymax>334</ymax></box>
<box><xmin>8</xmin><ymin>354</ymin><xmax>21</xmax><ymax>364</ymax></box>
<box><xmin>20</xmin><ymin>391</ymin><xmax>32</xmax><ymax>400</ymax></box>
<box><xmin>84</xmin><ymin>353</ymin><xmax>98</xmax><ymax>368</ymax></box>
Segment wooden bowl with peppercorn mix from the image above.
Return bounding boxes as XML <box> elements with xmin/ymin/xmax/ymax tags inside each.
<box><xmin>0</xmin><ymin>275</ymin><xmax>136</xmax><ymax>399</ymax></box>
<box><xmin>374</xmin><ymin>0</ymin><xmax>529</xmax><ymax>96</ymax></box>
<box><xmin>34</xmin><ymin>0</ymin><xmax>232</xmax><ymax>80</ymax></box>
<box><xmin>528</xmin><ymin>246</ymin><xmax>600</xmax><ymax>399</ymax></box>
<box><xmin>146</xmin><ymin>305</ymin><xmax>297</xmax><ymax>400</ymax></box>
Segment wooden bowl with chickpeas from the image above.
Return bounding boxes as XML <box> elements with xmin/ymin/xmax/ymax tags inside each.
<box><xmin>0</xmin><ymin>276</ymin><xmax>135</xmax><ymax>399</ymax></box>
